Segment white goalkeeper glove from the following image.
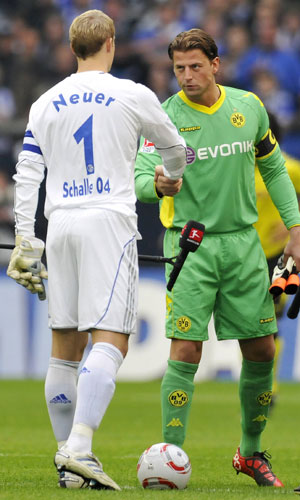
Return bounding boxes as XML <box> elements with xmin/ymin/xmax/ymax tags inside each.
<box><xmin>271</xmin><ymin>255</ymin><xmax>294</xmax><ymax>281</ymax></box>
<box><xmin>269</xmin><ymin>255</ymin><xmax>296</xmax><ymax>297</ymax></box>
<box><xmin>7</xmin><ymin>235</ymin><xmax>48</xmax><ymax>300</ymax></box>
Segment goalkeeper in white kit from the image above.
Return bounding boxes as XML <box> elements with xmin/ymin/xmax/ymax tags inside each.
<box><xmin>7</xmin><ymin>9</ymin><xmax>186</xmax><ymax>490</ymax></box>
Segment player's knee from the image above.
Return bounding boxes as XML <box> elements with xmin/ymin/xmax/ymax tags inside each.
<box><xmin>239</xmin><ymin>334</ymin><xmax>276</xmax><ymax>362</ymax></box>
<box><xmin>77</xmin><ymin>342</ymin><xmax>88</xmax><ymax>359</ymax></box>
<box><xmin>170</xmin><ymin>339</ymin><xmax>202</xmax><ymax>364</ymax></box>
<box><xmin>263</xmin><ymin>343</ymin><xmax>276</xmax><ymax>361</ymax></box>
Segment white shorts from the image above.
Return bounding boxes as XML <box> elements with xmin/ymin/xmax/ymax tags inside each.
<box><xmin>46</xmin><ymin>208</ymin><xmax>139</xmax><ymax>333</ymax></box>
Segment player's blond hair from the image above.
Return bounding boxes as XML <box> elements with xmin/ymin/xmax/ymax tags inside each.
<box><xmin>168</xmin><ymin>28</ymin><xmax>218</xmax><ymax>61</ymax></box>
<box><xmin>69</xmin><ymin>9</ymin><xmax>115</xmax><ymax>60</ymax></box>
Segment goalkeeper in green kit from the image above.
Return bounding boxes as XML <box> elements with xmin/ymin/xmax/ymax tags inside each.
<box><xmin>135</xmin><ymin>28</ymin><xmax>300</xmax><ymax>488</ymax></box>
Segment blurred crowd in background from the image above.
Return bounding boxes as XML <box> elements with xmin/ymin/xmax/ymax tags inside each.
<box><xmin>0</xmin><ymin>0</ymin><xmax>300</xmax><ymax>261</ymax></box>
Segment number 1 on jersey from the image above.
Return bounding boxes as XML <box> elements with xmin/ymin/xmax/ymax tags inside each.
<box><xmin>74</xmin><ymin>114</ymin><xmax>94</xmax><ymax>175</ymax></box>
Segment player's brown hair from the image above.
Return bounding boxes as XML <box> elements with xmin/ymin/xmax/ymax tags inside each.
<box><xmin>168</xmin><ymin>28</ymin><xmax>218</xmax><ymax>61</ymax></box>
<box><xmin>69</xmin><ymin>9</ymin><xmax>115</xmax><ymax>60</ymax></box>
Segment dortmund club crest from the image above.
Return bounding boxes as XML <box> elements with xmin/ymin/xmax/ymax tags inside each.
<box><xmin>257</xmin><ymin>391</ymin><xmax>272</xmax><ymax>406</ymax></box>
<box><xmin>230</xmin><ymin>112</ymin><xmax>246</xmax><ymax>128</ymax></box>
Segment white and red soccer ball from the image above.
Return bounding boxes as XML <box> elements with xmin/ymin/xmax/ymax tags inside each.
<box><xmin>137</xmin><ymin>442</ymin><xmax>192</xmax><ymax>490</ymax></box>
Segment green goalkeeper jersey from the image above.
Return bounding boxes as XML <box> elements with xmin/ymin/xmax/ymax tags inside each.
<box><xmin>135</xmin><ymin>85</ymin><xmax>300</xmax><ymax>233</ymax></box>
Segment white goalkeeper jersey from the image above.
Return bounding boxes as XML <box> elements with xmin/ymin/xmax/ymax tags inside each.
<box><xmin>14</xmin><ymin>71</ymin><xmax>186</xmax><ymax>235</ymax></box>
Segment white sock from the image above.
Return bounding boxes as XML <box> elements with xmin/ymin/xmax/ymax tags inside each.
<box><xmin>66</xmin><ymin>342</ymin><xmax>123</xmax><ymax>454</ymax></box>
<box><xmin>45</xmin><ymin>357</ymin><xmax>79</xmax><ymax>447</ymax></box>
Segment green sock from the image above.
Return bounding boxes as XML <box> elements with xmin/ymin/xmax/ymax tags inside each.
<box><xmin>239</xmin><ymin>358</ymin><xmax>274</xmax><ymax>457</ymax></box>
<box><xmin>161</xmin><ymin>359</ymin><xmax>198</xmax><ymax>447</ymax></box>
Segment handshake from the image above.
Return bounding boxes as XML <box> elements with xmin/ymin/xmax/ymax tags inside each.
<box><xmin>7</xmin><ymin>235</ymin><xmax>48</xmax><ymax>300</ymax></box>
<box><xmin>269</xmin><ymin>255</ymin><xmax>299</xmax><ymax>298</ymax></box>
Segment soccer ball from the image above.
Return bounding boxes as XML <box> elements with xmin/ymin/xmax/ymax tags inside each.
<box><xmin>137</xmin><ymin>442</ymin><xmax>192</xmax><ymax>490</ymax></box>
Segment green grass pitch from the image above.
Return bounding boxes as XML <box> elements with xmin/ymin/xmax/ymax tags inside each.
<box><xmin>1</xmin><ymin>379</ymin><xmax>300</xmax><ymax>499</ymax></box>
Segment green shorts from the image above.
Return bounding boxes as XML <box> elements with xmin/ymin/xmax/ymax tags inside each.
<box><xmin>164</xmin><ymin>226</ymin><xmax>277</xmax><ymax>341</ymax></box>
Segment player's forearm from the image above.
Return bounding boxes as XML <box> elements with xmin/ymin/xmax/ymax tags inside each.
<box><xmin>135</xmin><ymin>173</ymin><xmax>160</xmax><ymax>203</ymax></box>
<box><xmin>284</xmin><ymin>226</ymin><xmax>300</xmax><ymax>271</ymax></box>
<box><xmin>13</xmin><ymin>158</ymin><xmax>45</xmax><ymax>235</ymax></box>
<box><xmin>265</xmin><ymin>174</ymin><xmax>300</xmax><ymax>229</ymax></box>
<box><xmin>157</xmin><ymin>143</ymin><xmax>186</xmax><ymax>180</ymax></box>
<box><xmin>258</xmin><ymin>149</ymin><xmax>300</xmax><ymax>228</ymax></box>
<box><xmin>14</xmin><ymin>183</ymin><xmax>39</xmax><ymax>235</ymax></box>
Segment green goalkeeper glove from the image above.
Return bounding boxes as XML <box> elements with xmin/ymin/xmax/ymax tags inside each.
<box><xmin>7</xmin><ymin>235</ymin><xmax>48</xmax><ymax>300</ymax></box>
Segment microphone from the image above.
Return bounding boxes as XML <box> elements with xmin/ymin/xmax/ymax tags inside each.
<box><xmin>167</xmin><ymin>220</ymin><xmax>205</xmax><ymax>291</ymax></box>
